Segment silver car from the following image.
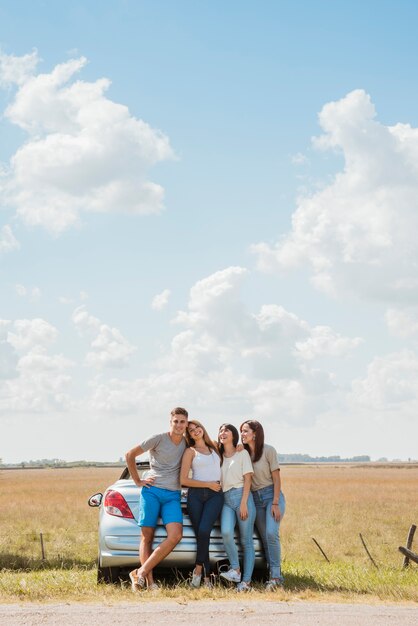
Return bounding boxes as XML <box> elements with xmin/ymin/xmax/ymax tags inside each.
<box><xmin>89</xmin><ymin>461</ymin><xmax>265</xmax><ymax>583</ymax></box>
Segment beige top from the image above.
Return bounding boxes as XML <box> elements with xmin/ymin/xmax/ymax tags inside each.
<box><xmin>251</xmin><ymin>444</ymin><xmax>280</xmax><ymax>491</ymax></box>
<box><xmin>221</xmin><ymin>449</ymin><xmax>253</xmax><ymax>493</ymax></box>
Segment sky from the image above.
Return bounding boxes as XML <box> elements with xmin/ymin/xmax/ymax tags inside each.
<box><xmin>1</xmin><ymin>0</ymin><xmax>418</xmax><ymax>463</ymax></box>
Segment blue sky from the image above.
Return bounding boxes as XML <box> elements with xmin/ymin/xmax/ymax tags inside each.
<box><xmin>1</xmin><ymin>1</ymin><xmax>418</xmax><ymax>462</ymax></box>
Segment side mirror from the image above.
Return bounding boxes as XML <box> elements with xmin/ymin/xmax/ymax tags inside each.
<box><xmin>88</xmin><ymin>492</ymin><xmax>103</xmax><ymax>507</ymax></box>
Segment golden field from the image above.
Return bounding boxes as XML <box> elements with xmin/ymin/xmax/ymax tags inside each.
<box><xmin>0</xmin><ymin>464</ymin><xmax>417</xmax><ymax>602</ymax></box>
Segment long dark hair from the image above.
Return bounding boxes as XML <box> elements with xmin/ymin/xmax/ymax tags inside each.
<box><xmin>185</xmin><ymin>420</ymin><xmax>219</xmax><ymax>455</ymax></box>
<box><xmin>240</xmin><ymin>419</ymin><xmax>265</xmax><ymax>463</ymax></box>
<box><xmin>217</xmin><ymin>423</ymin><xmax>239</xmax><ymax>465</ymax></box>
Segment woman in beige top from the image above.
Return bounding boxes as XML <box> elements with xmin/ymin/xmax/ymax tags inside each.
<box><xmin>240</xmin><ymin>419</ymin><xmax>285</xmax><ymax>590</ymax></box>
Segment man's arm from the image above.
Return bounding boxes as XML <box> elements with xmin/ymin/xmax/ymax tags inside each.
<box><xmin>125</xmin><ymin>444</ymin><xmax>155</xmax><ymax>488</ymax></box>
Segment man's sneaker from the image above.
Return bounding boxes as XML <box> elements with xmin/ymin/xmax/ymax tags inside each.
<box><xmin>236</xmin><ymin>581</ymin><xmax>252</xmax><ymax>592</ymax></box>
<box><xmin>265</xmin><ymin>578</ymin><xmax>284</xmax><ymax>591</ymax></box>
<box><xmin>220</xmin><ymin>568</ymin><xmax>241</xmax><ymax>583</ymax></box>
<box><xmin>190</xmin><ymin>569</ymin><xmax>202</xmax><ymax>588</ymax></box>
<box><xmin>129</xmin><ymin>569</ymin><xmax>146</xmax><ymax>592</ymax></box>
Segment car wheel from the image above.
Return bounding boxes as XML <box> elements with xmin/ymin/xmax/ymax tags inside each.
<box><xmin>97</xmin><ymin>564</ymin><xmax>120</xmax><ymax>584</ymax></box>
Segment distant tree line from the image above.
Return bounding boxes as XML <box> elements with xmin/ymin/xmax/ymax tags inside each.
<box><xmin>277</xmin><ymin>453</ymin><xmax>371</xmax><ymax>463</ymax></box>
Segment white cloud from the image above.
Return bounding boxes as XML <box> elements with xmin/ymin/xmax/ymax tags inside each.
<box><xmin>15</xmin><ymin>284</ymin><xmax>41</xmax><ymax>301</ymax></box>
<box><xmin>0</xmin><ymin>225</ymin><xmax>20</xmax><ymax>253</ymax></box>
<box><xmin>385</xmin><ymin>306</ymin><xmax>418</xmax><ymax>338</ymax></box>
<box><xmin>295</xmin><ymin>325</ymin><xmax>363</xmax><ymax>360</ymax></box>
<box><xmin>253</xmin><ymin>89</ymin><xmax>418</xmax><ymax>304</ymax></box>
<box><xmin>7</xmin><ymin>318</ymin><xmax>58</xmax><ymax>352</ymax></box>
<box><xmin>89</xmin><ymin>267</ymin><xmax>360</xmax><ymax>426</ymax></box>
<box><xmin>72</xmin><ymin>305</ymin><xmax>136</xmax><ymax>368</ymax></box>
<box><xmin>0</xmin><ymin>347</ymin><xmax>74</xmax><ymax>412</ymax></box>
<box><xmin>291</xmin><ymin>152</ymin><xmax>308</xmax><ymax>165</ymax></box>
<box><xmin>0</xmin><ymin>51</ymin><xmax>174</xmax><ymax>234</ymax></box>
<box><xmin>0</xmin><ymin>316</ymin><xmax>74</xmax><ymax>411</ymax></box>
<box><xmin>151</xmin><ymin>289</ymin><xmax>171</xmax><ymax>311</ymax></box>
<box><xmin>0</xmin><ymin>49</ymin><xmax>38</xmax><ymax>87</ymax></box>
<box><xmin>58</xmin><ymin>296</ymin><xmax>73</xmax><ymax>305</ymax></box>
<box><xmin>351</xmin><ymin>350</ymin><xmax>418</xmax><ymax>409</ymax></box>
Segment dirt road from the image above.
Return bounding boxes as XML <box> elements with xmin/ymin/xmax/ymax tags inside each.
<box><xmin>1</xmin><ymin>600</ymin><xmax>417</xmax><ymax>626</ymax></box>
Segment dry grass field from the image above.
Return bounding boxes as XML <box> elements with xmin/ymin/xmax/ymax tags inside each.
<box><xmin>0</xmin><ymin>464</ymin><xmax>417</xmax><ymax>603</ymax></box>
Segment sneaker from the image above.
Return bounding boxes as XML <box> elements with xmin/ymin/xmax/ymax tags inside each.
<box><xmin>129</xmin><ymin>569</ymin><xmax>146</xmax><ymax>592</ymax></box>
<box><xmin>148</xmin><ymin>582</ymin><xmax>159</xmax><ymax>591</ymax></box>
<box><xmin>236</xmin><ymin>581</ymin><xmax>252</xmax><ymax>592</ymax></box>
<box><xmin>203</xmin><ymin>579</ymin><xmax>214</xmax><ymax>589</ymax></box>
<box><xmin>265</xmin><ymin>578</ymin><xmax>284</xmax><ymax>591</ymax></box>
<box><xmin>220</xmin><ymin>568</ymin><xmax>241</xmax><ymax>583</ymax></box>
<box><xmin>190</xmin><ymin>569</ymin><xmax>202</xmax><ymax>588</ymax></box>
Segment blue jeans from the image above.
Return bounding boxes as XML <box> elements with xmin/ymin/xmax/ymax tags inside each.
<box><xmin>187</xmin><ymin>487</ymin><xmax>224</xmax><ymax>576</ymax></box>
<box><xmin>252</xmin><ymin>485</ymin><xmax>285</xmax><ymax>580</ymax></box>
<box><xmin>221</xmin><ymin>487</ymin><xmax>256</xmax><ymax>583</ymax></box>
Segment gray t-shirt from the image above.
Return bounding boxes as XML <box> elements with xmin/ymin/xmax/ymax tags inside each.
<box><xmin>139</xmin><ymin>432</ymin><xmax>186</xmax><ymax>491</ymax></box>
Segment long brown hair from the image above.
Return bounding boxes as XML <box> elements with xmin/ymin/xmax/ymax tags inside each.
<box><xmin>186</xmin><ymin>420</ymin><xmax>219</xmax><ymax>455</ymax></box>
<box><xmin>240</xmin><ymin>419</ymin><xmax>265</xmax><ymax>463</ymax></box>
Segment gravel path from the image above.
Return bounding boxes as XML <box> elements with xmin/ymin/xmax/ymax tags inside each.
<box><xmin>1</xmin><ymin>600</ymin><xmax>418</xmax><ymax>626</ymax></box>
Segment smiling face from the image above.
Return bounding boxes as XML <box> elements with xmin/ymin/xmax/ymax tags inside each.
<box><xmin>187</xmin><ymin>422</ymin><xmax>203</xmax><ymax>441</ymax></box>
<box><xmin>240</xmin><ymin>423</ymin><xmax>255</xmax><ymax>445</ymax></box>
<box><xmin>170</xmin><ymin>413</ymin><xmax>188</xmax><ymax>437</ymax></box>
<box><xmin>218</xmin><ymin>423</ymin><xmax>239</xmax><ymax>449</ymax></box>
<box><xmin>218</xmin><ymin>424</ymin><xmax>233</xmax><ymax>445</ymax></box>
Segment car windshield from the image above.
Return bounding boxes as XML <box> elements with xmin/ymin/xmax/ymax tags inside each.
<box><xmin>119</xmin><ymin>461</ymin><xmax>150</xmax><ymax>480</ymax></box>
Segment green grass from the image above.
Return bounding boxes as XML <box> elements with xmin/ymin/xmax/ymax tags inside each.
<box><xmin>0</xmin><ymin>562</ymin><xmax>417</xmax><ymax>603</ymax></box>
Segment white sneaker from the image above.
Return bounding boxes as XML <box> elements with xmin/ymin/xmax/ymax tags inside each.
<box><xmin>190</xmin><ymin>569</ymin><xmax>202</xmax><ymax>588</ymax></box>
<box><xmin>236</xmin><ymin>581</ymin><xmax>252</xmax><ymax>592</ymax></box>
<box><xmin>220</xmin><ymin>568</ymin><xmax>241</xmax><ymax>583</ymax></box>
<box><xmin>265</xmin><ymin>578</ymin><xmax>284</xmax><ymax>591</ymax></box>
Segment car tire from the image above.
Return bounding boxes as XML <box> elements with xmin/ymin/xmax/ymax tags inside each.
<box><xmin>97</xmin><ymin>564</ymin><xmax>120</xmax><ymax>584</ymax></box>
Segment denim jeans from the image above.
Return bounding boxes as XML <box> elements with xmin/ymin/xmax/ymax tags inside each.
<box><xmin>252</xmin><ymin>485</ymin><xmax>285</xmax><ymax>580</ymax></box>
<box><xmin>187</xmin><ymin>487</ymin><xmax>224</xmax><ymax>576</ymax></box>
<box><xmin>221</xmin><ymin>487</ymin><xmax>256</xmax><ymax>583</ymax></box>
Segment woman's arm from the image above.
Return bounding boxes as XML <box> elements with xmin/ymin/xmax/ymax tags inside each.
<box><xmin>270</xmin><ymin>468</ymin><xmax>281</xmax><ymax>521</ymax></box>
<box><xmin>239</xmin><ymin>472</ymin><xmax>253</xmax><ymax>520</ymax></box>
<box><xmin>180</xmin><ymin>448</ymin><xmax>221</xmax><ymax>491</ymax></box>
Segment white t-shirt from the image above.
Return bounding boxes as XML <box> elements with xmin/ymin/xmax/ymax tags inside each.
<box><xmin>221</xmin><ymin>449</ymin><xmax>253</xmax><ymax>492</ymax></box>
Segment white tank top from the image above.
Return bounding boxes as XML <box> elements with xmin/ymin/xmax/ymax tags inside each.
<box><xmin>192</xmin><ymin>449</ymin><xmax>221</xmax><ymax>482</ymax></box>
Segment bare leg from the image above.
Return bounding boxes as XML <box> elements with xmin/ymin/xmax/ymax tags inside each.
<box><xmin>138</xmin><ymin>522</ymin><xmax>182</xmax><ymax>578</ymax></box>
<box><xmin>139</xmin><ymin>527</ymin><xmax>155</xmax><ymax>585</ymax></box>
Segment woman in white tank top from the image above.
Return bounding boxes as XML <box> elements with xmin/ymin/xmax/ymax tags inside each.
<box><xmin>180</xmin><ymin>420</ymin><xmax>223</xmax><ymax>589</ymax></box>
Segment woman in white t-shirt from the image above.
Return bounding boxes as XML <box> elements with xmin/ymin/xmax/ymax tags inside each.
<box><xmin>180</xmin><ymin>420</ymin><xmax>223</xmax><ymax>589</ymax></box>
<box><xmin>240</xmin><ymin>419</ymin><xmax>285</xmax><ymax>590</ymax></box>
<box><xmin>218</xmin><ymin>423</ymin><xmax>256</xmax><ymax>592</ymax></box>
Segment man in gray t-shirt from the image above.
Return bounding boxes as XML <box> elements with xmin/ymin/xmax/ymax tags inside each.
<box><xmin>125</xmin><ymin>407</ymin><xmax>188</xmax><ymax>590</ymax></box>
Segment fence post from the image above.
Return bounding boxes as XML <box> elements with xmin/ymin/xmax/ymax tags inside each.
<box><xmin>359</xmin><ymin>533</ymin><xmax>378</xmax><ymax>568</ymax></box>
<box><xmin>311</xmin><ymin>537</ymin><xmax>330</xmax><ymax>562</ymax></box>
<box><xmin>402</xmin><ymin>525</ymin><xmax>416</xmax><ymax>568</ymax></box>
<box><xmin>39</xmin><ymin>532</ymin><xmax>46</xmax><ymax>560</ymax></box>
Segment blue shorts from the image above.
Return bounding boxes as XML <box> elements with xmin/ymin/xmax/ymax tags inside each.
<box><xmin>138</xmin><ymin>485</ymin><xmax>183</xmax><ymax>528</ymax></box>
